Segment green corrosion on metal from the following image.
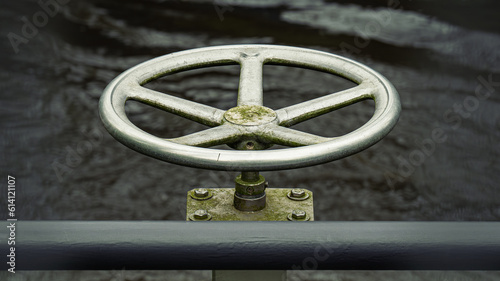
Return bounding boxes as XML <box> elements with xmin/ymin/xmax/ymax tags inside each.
<box><xmin>223</xmin><ymin>105</ymin><xmax>277</xmax><ymax>126</ymax></box>
<box><xmin>278</xmin><ymin>98</ymin><xmax>370</xmax><ymax>128</ymax></box>
<box><xmin>186</xmin><ymin>188</ymin><xmax>314</xmax><ymax>221</ymax></box>
<box><xmin>235</xmin><ymin>174</ymin><xmax>265</xmax><ymax>184</ymax></box>
<box><xmin>135</xmin><ymin>98</ymin><xmax>221</xmax><ymax>127</ymax></box>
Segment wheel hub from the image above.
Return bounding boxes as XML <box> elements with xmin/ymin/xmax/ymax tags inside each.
<box><xmin>223</xmin><ymin>105</ymin><xmax>277</xmax><ymax>126</ymax></box>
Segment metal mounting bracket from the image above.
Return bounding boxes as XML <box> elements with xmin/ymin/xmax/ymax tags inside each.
<box><xmin>186</xmin><ymin>188</ymin><xmax>314</xmax><ymax>221</ymax></box>
<box><xmin>187</xmin><ymin>187</ymin><xmax>314</xmax><ymax>281</ymax></box>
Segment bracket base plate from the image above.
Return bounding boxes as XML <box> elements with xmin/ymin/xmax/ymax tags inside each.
<box><xmin>186</xmin><ymin>188</ymin><xmax>314</xmax><ymax>221</ymax></box>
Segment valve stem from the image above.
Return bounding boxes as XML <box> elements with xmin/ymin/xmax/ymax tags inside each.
<box><xmin>233</xmin><ymin>171</ymin><xmax>267</xmax><ymax>211</ymax></box>
<box><xmin>241</xmin><ymin>171</ymin><xmax>260</xmax><ymax>182</ymax></box>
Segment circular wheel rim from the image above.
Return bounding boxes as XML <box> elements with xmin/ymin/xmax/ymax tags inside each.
<box><xmin>99</xmin><ymin>44</ymin><xmax>401</xmax><ymax>171</ymax></box>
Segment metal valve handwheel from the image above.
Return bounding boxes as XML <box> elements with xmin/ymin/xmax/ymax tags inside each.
<box><xmin>100</xmin><ymin>45</ymin><xmax>400</xmax><ymax>171</ymax></box>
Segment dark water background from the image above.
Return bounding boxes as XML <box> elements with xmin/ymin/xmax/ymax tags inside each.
<box><xmin>1</xmin><ymin>0</ymin><xmax>500</xmax><ymax>280</ymax></box>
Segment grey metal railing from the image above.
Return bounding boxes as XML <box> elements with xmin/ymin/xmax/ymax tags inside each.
<box><xmin>3</xmin><ymin>221</ymin><xmax>500</xmax><ymax>271</ymax></box>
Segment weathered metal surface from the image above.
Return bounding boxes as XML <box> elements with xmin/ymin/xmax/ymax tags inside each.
<box><xmin>99</xmin><ymin>44</ymin><xmax>401</xmax><ymax>171</ymax></box>
<box><xmin>187</xmin><ymin>188</ymin><xmax>314</xmax><ymax>221</ymax></box>
<box><xmin>224</xmin><ymin>105</ymin><xmax>277</xmax><ymax>126</ymax></box>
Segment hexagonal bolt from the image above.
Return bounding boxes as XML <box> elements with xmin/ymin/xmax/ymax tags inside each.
<box><xmin>291</xmin><ymin>210</ymin><xmax>307</xmax><ymax>220</ymax></box>
<box><xmin>287</xmin><ymin>188</ymin><xmax>310</xmax><ymax>201</ymax></box>
<box><xmin>194</xmin><ymin>188</ymin><xmax>209</xmax><ymax>198</ymax></box>
<box><xmin>193</xmin><ymin>209</ymin><xmax>210</xmax><ymax>220</ymax></box>
<box><xmin>290</xmin><ymin>189</ymin><xmax>305</xmax><ymax>198</ymax></box>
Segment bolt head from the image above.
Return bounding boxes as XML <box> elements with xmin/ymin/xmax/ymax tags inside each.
<box><xmin>194</xmin><ymin>188</ymin><xmax>209</xmax><ymax>198</ymax></box>
<box><xmin>193</xmin><ymin>209</ymin><xmax>209</xmax><ymax>220</ymax></box>
<box><xmin>291</xmin><ymin>189</ymin><xmax>305</xmax><ymax>198</ymax></box>
<box><xmin>287</xmin><ymin>188</ymin><xmax>310</xmax><ymax>201</ymax></box>
<box><xmin>292</xmin><ymin>210</ymin><xmax>307</xmax><ymax>220</ymax></box>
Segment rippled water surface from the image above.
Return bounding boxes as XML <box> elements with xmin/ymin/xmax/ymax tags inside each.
<box><xmin>1</xmin><ymin>0</ymin><xmax>500</xmax><ymax>280</ymax></box>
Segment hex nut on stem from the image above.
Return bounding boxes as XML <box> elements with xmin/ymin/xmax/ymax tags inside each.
<box><xmin>233</xmin><ymin>172</ymin><xmax>267</xmax><ymax>211</ymax></box>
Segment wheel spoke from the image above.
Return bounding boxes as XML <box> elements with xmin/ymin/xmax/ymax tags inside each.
<box><xmin>259</xmin><ymin>125</ymin><xmax>330</xmax><ymax>147</ymax></box>
<box><xmin>237</xmin><ymin>56</ymin><xmax>264</xmax><ymax>106</ymax></box>
<box><xmin>128</xmin><ymin>85</ymin><xmax>225</xmax><ymax>127</ymax></box>
<box><xmin>168</xmin><ymin>125</ymin><xmax>242</xmax><ymax>147</ymax></box>
<box><xmin>276</xmin><ymin>84</ymin><xmax>375</xmax><ymax>127</ymax></box>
